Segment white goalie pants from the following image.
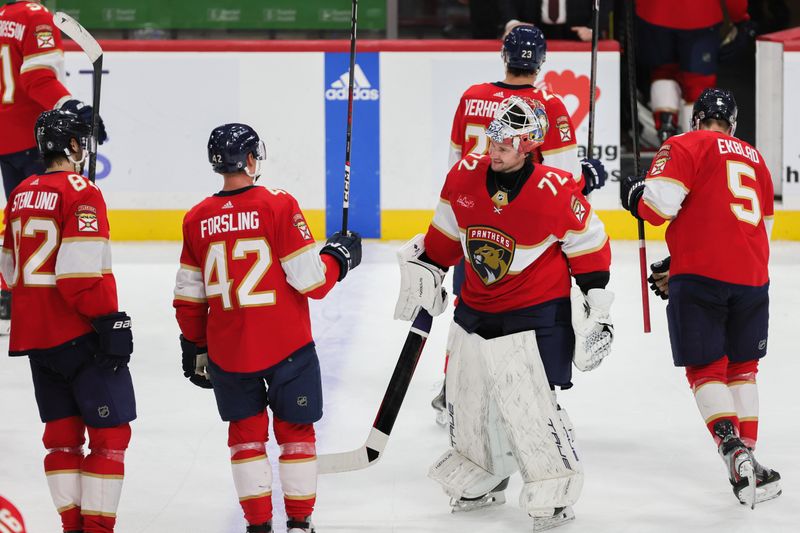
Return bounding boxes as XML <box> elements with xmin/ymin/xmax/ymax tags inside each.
<box><xmin>429</xmin><ymin>322</ymin><xmax>583</xmax><ymax>517</ymax></box>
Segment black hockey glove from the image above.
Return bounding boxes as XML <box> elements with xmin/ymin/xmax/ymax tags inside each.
<box><xmin>91</xmin><ymin>312</ymin><xmax>133</xmax><ymax>370</ymax></box>
<box><xmin>620</xmin><ymin>173</ymin><xmax>646</xmax><ymax>219</ymax></box>
<box><xmin>180</xmin><ymin>335</ymin><xmax>213</xmax><ymax>389</ymax></box>
<box><xmin>59</xmin><ymin>99</ymin><xmax>108</xmax><ymax>144</ymax></box>
<box><xmin>648</xmin><ymin>256</ymin><xmax>671</xmax><ymax>300</ymax></box>
<box><xmin>321</xmin><ymin>231</ymin><xmax>362</xmax><ymax>281</ymax></box>
<box><xmin>580</xmin><ymin>158</ymin><xmax>607</xmax><ymax>195</ymax></box>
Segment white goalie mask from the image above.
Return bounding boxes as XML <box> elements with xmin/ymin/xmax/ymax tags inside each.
<box><xmin>486</xmin><ymin>95</ymin><xmax>548</xmax><ymax>153</ymax></box>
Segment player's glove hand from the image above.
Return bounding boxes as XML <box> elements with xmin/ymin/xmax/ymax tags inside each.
<box><xmin>620</xmin><ymin>173</ymin><xmax>646</xmax><ymax>219</ymax></box>
<box><xmin>719</xmin><ymin>20</ymin><xmax>757</xmax><ymax>64</ymax></box>
<box><xmin>321</xmin><ymin>231</ymin><xmax>362</xmax><ymax>281</ymax></box>
<box><xmin>59</xmin><ymin>99</ymin><xmax>108</xmax><ymax>144</ymax></box>
<box><xmin>580</xmin><ymin>158</ymin><xmax>607</xmax><ymax>195</ymax></box>
<box><xmin>395</xmin><ymin>234</ymin><xmax>448</xmax><ymax>321</ymax></box>
<box><xmin>91</xmin><ymin>312</ymin><xmax>133</xmax><ymax>370</ymax></box>
<box><xmin>648</xmin><ymin>256</ymin><xmax>671</xmax><ymax>300</ymax></box>
<box><xmin>180</xmin><ymin>335</ymin><xmax>212</xmax><ymax>389</ymax></box>
<box><xmin>571</xmin><ymin>287</ymin><xmax>614</xmax><ymax>372</ymax></box>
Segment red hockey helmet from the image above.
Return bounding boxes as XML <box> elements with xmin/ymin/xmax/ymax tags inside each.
<box><xmin>486</xmin><ymin>96</ymin><xmax>548</xmax><ymax>154</ymax></box>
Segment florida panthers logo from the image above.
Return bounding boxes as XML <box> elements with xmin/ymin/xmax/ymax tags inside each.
<box><xmin>466</xmin><ymin>226</ymin><xmax>515</xmax><ymax>285</ymax></box>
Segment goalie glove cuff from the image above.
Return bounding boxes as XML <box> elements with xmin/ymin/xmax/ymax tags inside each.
<box><xmin>571</xmin><ymin>287</ymin><xmax>615</xmax><ymax>372</ymax></box>
<box><xmin>394</xmin><ymin>234</ymin><xmax>449</xmax><ymax>321</ymax></box>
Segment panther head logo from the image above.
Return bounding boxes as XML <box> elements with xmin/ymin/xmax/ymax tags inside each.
<box><xmin>467</xmin><ymin>227</ymin><xmax>515</xmax><ymax>285</ymax></box>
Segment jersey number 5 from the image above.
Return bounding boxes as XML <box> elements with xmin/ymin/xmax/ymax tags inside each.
<box><xmin>203</xmin><ymin>238</ymin><xmax>276</xmax><ymax>310</ymax></box>
<box><xmin>727</xmin><ymin>161</ymin><xmax>761</xmax><ymax>226</ymax></box>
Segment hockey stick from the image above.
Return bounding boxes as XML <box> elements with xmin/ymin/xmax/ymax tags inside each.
<box><xmin>53</xmin><ymin>12</ymin><xmax>103</xmax><ymax>183</ymax></box>
<box><xmin>624</xmin><ymin>0</ymin><xmax>652</xmax><ymax>333</ymax></box>
<box><xmin>341</xmin><ymin>0</ymin><xmax>358</xmax><ymax>233</ymax></box>
<box><xmin>318</xmin><ymin>310</ymin><xmax>433</xmax><ymax>474</ymax></box>
<box><xmin>586</xmin><ymin>0</ymin><xmax>600</xmax><ymax>157</ymax></box>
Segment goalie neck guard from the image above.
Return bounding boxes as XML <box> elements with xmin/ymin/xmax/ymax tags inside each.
<box><xmin>486</xmin><ymin>96</ymin><xmax>548</xmax><ymax>153</ymax></box>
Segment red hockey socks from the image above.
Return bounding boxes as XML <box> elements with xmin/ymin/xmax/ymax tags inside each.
<box><xmin>727</xmin><ymin>359</ymin><xmax>760</xmax><ymax>449</ymax></box>
<box><xmin>43</xmin><ymin>417</ymin><xmax>85</xmax><ymax>532</ymax></box>
<box><xmin>81</xmin><ymin>424</ymin><xmax>131</xmax><ymax>533</ymax></box>
<box><xmin>274</xmin><ymin>418</ymin><xmax>317</xmax><ymax>522</ymax></box>
<box><xmin>229</xmin><ymin>411</ymin><xmax>272</xmax><ymax>526</ymax></box>
<box><xmin>686</xmin><ymin>358</ymin><xmax>739</xmax><ymax>446</ymax></box>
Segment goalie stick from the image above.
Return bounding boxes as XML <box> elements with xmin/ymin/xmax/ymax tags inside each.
<box><xmin>318</xmin><ymin>310</ymin><xmax>433</xmax><ymax>474</ymax></box>
<box><xmin>53</xmin><ymin>12</ymin><xmax>103</xmax><ymax>183</ymax></box>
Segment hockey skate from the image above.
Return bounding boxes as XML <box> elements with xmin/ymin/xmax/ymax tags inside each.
<box><xmin>531</xmin><ymin>506</ymin><xmax>575</xmax><ymax>532</ymax></box>
<box><xmin>432</xmin><ymin>381</ymin><xmax>448</xmax><ymax>427</ymax></box>
<box><xmin>287</xmin><ymin>516</ymin><xmax>315</xmax><ymax>533</ymax></box>
<box><xmin>713</xmin><ymin>420</ymin><xmax>756</xmax><ymax>509</ymax></box>
<box><xmin>743</xmin><ymin>457</ymin><xmax>782</xmax><ymax>505</ymax></box>
<box><xmin>656</xmin><ymin>111</ymin><xmax>678</xmax><ymax>143</ymax></box>
<box><xmin>450</xmin><ymin>478</ymin><xmax>508</xmax><ymax>513</ymax></box>
<box><xmin>246</xmin><ymin>522</ymin><xmax>272</xmax><ymax>533</ymax></box>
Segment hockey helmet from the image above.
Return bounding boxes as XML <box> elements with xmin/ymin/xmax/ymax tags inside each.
<box><xmin>486</xmin><ymin>96</ymin><xmax>548</xmax><ymax>153</ymax></box>
<box><xmin>502</xmin><ymin>24</ymin><xmax>547</xmax><ymax>72</ymax></box>
<box><xmin>35</xmin><ymin>109</ymin><xmax>94</xmax><ymax>161</ymax></box>
<box><xmin>207</xmin><ymin>123</ymin><xmax>266</xmax><ymax>177</ymax></box>
<box><xmin>692</xmin><ymin>88</ymin><xmax>738</xmax><ymax>135</ymax></box>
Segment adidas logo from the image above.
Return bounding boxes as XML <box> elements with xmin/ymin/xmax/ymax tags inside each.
<box><xmin>222</xmin><ymin>201</ymin><xmax>234</xmax><ymax>209</ymax></box>
<box><xmin>493</xmin><ymin>91</ymin><xmax>504</xmax><ymax>98</ymax></box>
<box><xmin>30</xmin><ymin>178</ymin><xmax>40</xmax><ymax>186</ymax></box>
<box><xmin>325</xmin><ymin>64</ymin><xmax>379</xmax><ymax>101</ymax></box>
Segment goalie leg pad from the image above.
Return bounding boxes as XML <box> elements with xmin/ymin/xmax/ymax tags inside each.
<box><xmin>478</xmin><ymin>329</ymin><xmax>584</xmax><ymax>514</ymax></box>
<box><xmin>428</xmin><ymin>448</ymin><xmax>509</xmax><ymax>500</ymax></box>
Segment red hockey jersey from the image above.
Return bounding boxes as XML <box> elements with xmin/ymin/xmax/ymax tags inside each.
<box><xmin>637</xmin><ymin>129</ymin><xmax>773</xmax><ymax>286</ymax></box>
<box><xmin>173</xmin><ymin>186</ymin><xmax>340</xmax><ymax>374</ymax></box>
<box><xmin>0</xmin><ymin>1</ymin><xmax>71</xmax><ymax>154</ymax></box>
<box><xmin>449</xmin><ymin>82</ymin><xmax>583</xmax><ymax>190</ymax></box>
<box><xmin>0</xmin><ymin>171</ymin><xmax>119</xmax><ymax>355</ymax></box>
<box><xmin>636</xmin><ymin>0</ymin><xmax>748</xmax><ymax>30</ymax></box>
<box><xmin>425</xmin><ymin>154</ymin><xmax>610</xmax><ymax>313</ymax></box>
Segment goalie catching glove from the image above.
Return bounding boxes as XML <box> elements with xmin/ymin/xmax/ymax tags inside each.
<box><xmin>570</xmin><ymin>287</ymin><xmax>614</xmax><ymax>371</ymax></box>
<box><xmin>394</xmin><ymin>234</ymin><xmax>448</xmax><ymax>321</ymax></box>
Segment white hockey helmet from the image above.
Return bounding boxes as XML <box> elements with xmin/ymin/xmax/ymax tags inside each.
<box><xmin>486</xmin><ymin>95</ymin><xmax>548</xmax><ymax>154</ymax></box>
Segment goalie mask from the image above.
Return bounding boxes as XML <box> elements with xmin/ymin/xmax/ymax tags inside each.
<box><xmin>486</xmin><ymin>96</ymin><xmax>548</xmax><ymax>153</ymax></box>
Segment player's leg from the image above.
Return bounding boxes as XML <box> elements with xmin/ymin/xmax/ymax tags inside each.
<box><xmin>29</xmin><ymin>353</ymin><xmax>86</xmax><ymax>532</ymax></box>
<box><xmin>267</xmin><ymin>343</ymin><xmax>323</xmax><ymax>533</ymax></box>
<box><xmin>676</xmin><ymin>25</ymin><xmax>720</xmax><ymax>134</ymax></box>
<box><xmin>429</xmin><ymin>322</ymin><xmax>517</xmax><ymax>511</ymax></box>
<box><xmin>71</xmin><ymin>344</ymin><xmax>136</xmax><ymax>533</ymax></box>
<box><xmin>636</xmin><ymin>17</ymin><xmax>681</xmax><ymax>142</ymax></box>
<box><xmin>726</xmin><ymin>283</ymin><xmax>780</xmax><ymax>503</ymax></box>
<box><xmin>207</xmin><ymin>358</ymin><xmax>273</xmax><ymax>530</ymax></box>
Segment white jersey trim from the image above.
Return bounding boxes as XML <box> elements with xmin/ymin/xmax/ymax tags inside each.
<box><xmin>541</xmin><ymin>145</ymin><xmax>582</xmax><ymax>184</ymax></box>
<box><xmin>55</xmin><ymin>238</ymin><xmax>111</xmax><ymax>280</ymax></box>
<box><xmin>432</xmin><ymin>199</ymin><xmax>460</xmax><ymax>240</ymax></box>
<box><xmin>282</xmin><ymin>245</ymin><xmax>327</xmax><ymax>294</ymax></box>
<box><xmin>0</xmin><ymin>248</ymin><xmax>14</xmax><ymax>286</ymax></box>
<box><xmin>20</xmin><ymin>49</ymin><xmax>66</xmax><ymax>82</ymax></box>
<box><xmin>643</xmin><ymin>177</ymin><xmax>689</xmax><ymax>220</ymax></box>
<box><xmin>174</xmin><ymin>263</ymin><xmax>207</xmax><ymax>302</ymax></box>
<box><xmin>561</xmin><ymin>211</ymin><xmax>609</xmax><ymax>258</ymax></box>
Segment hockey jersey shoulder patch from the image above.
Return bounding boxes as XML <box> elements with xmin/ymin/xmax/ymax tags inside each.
<box><xmin>75</xmin><ymin>204</ymin><xmax>99</xmax><ymax>232</ymax></box>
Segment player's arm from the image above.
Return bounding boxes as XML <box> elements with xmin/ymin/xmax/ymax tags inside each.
<box><xmin>448</xmin><ymin>96</ymin><xmax>466</xmax><ymax>169</ymax></box>
<box><xmin>0</xmin><ymin>205</ymin><xmax>15</xmax><ymax>284</ymax></box>
<box><xmin>540</xmin><ymin>95</ymin><xmax>582</xmax><ymax>182</ymax></box>
<box><xmin>173</xmin><ymin>220</ymin><xmax>208</xmax><ymax>346</ymax></box>
<box><xmin>620</xmin><ymin>142</ymin><xmax>693</xmax><ymax>225</ymax></box>
<box><xmin>275</xmin><ymin>193</ymin><xmax>360</xmax><ymax>300</ymax></box>
<box><xmin>18</xmin><ymin>8</ymin><xmax>71</xmax><ymax>110</ymax></box>
<box><xmin>56</xmin><ymin>178</ymin><xmax>132</xmax><ymax>369</ymax></box>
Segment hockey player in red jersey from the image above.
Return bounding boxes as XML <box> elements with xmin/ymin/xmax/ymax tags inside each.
<box><xmin>432</xmin><ymin>23</ymin><xmax>608</xmax><ymax>422</ymax></box>
<box><xmin>0</xmin><ymin>0</ymin><xmax>107</xmax><ymax>334</ymax></box>
<box><xmin>621</xmin><ymin>88</ymin><xmax>781</xmax><ymax>507</ymax></box>
<box><xmin>0</xmin><ymin>495</ymin><xmax>26</xmax><ymax>533</ymax></box>
<box><xmin>635</xmin><ymin>0</ymin><xmax>751</xmax><ymax>141</ymax></box>
<box><xmin>396</xmin><ymin>96</ymin><xmax>614</xmax><ymax>530</ymax></box>
<box><xmin>173</xmin><ymin>123</ymin><xmax>362</xmax><ymax>533</ymax></box>
<box><xmin>0</xmin><ymin>110</ymin><xmax>135</xmax><ymax>533</ymax></box>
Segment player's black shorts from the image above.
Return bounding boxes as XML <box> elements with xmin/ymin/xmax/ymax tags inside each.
<box><xmin>636</xmin><ymin>17</ymin><xmax>720</xmax><ymax>75</ymax></box>
<box><xmin>453</xmin><ymin>259</ymin><xmax>466</xmax><ymax>297</ymax></box>
<box><xmin>454</xmin><ymin>298</ymin><xmax>575</xmax><ymax>389</ymax></box>
<box><xmin>28</xmin><ymin>335</ymin><xmax>137</xmax><ymax>428</ymax></box>
<box><xmin>0</xmin><ymin>147</ymin><xmax>45</xmax><ymax>199</ymax></box>
<box><xmin>208</xmin><ymin>342</ymin><xmax>323</xmax><ymax>424</ymax></box>
<box><xmin>667</xmin><ymin>274</ymin><xmax>769</xmax><ymax>367</ymax></box>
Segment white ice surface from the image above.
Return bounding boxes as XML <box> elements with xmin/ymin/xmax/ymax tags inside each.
<box><xmin>1</xmin><ymin>241</ymin><xmax>798</xmax><ymax>532</ymax></box>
